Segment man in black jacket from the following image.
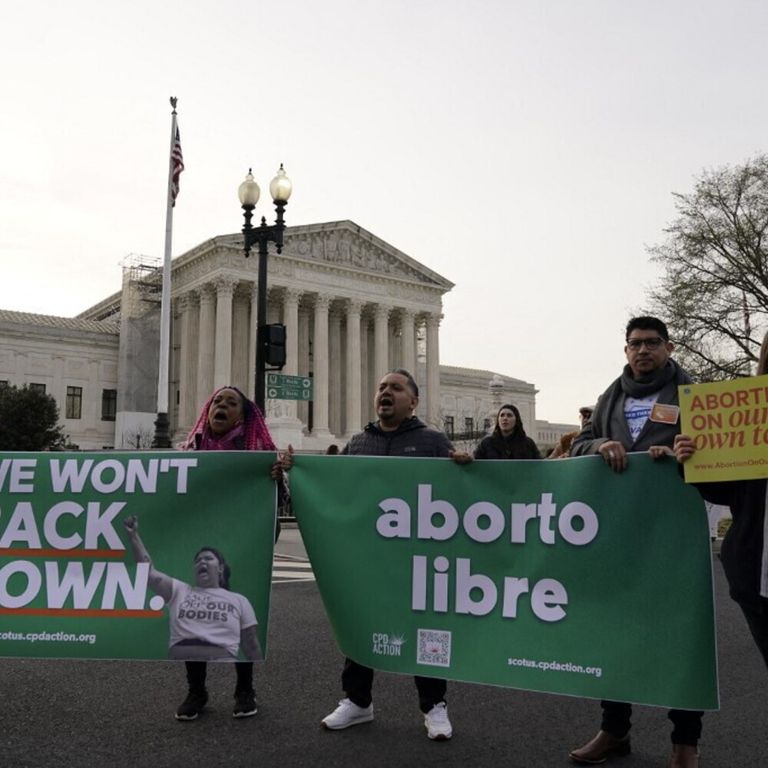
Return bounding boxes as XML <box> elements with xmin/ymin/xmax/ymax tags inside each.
<box><xmin>321</xmin><ymin>368</ymin><xmax>470</xmax><ymax>741</ymax></box>
<box><xmin>568</xmin><ymin>317</ymin><xmax>700</xmax><ymax>768</ymax></box>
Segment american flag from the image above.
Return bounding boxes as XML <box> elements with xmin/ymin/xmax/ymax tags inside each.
<box><xmin>170</xmin><ymin>126</ymin><xmax>184</xmax><ymax>207</ymax></box>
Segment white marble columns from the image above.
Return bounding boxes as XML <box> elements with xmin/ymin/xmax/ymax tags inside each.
<box><xmin>345</xmin><ymin>299</ymin><xmax>362</xmax><ymax>435</ymax></box>
<box><xmin>213</xmin><ymin>277</ymin><xmax>235</xmax><ymax>389</ymax></box>
<box><xmin>282</xmin><ymin>288</ymin><xmax>301</xmax><ymax>422</ymax></box>
<box><xmin>373</xmin><ymin>304</ymin><xmax>391</xmax><ymax>382</ymax></box>
<box><xmin>400</xmin><ymin>309</ymin><xmax>416</xmax><ymax>376</ymax></box>
<box><xmin>173</xmin><ymin>279</ymin><xmax>442</xmax><ymax>443</ymax></box>
<box><xmin>425</xmin><ymin>313</ymin><xmax>441</xmax><ymax>427</ymax></box>
<box><xmin>176</xmin><ymin>294</ymin><xmax>196</xmax><ymax>426</ymax></box>
<box><xmin>196</xmin><ymin>286</ymin><xmax>215</xmax><ymax>407</ymax></box>
<box><xmin>231</xmin><ymin>288</ymin><xmax>250</xmax><ymax>394</ymax></box>
<box><xmin>328</xmin><ymin>308</ymin><xmax>342</xmax><ymax>434</ymax></box>
<box><xmin>312</xmin><ymin>294</ymin><xmax>332</xmax><ymax>437</ymax></box>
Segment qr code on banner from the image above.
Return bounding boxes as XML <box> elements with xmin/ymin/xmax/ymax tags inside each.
<box><xmin>417</xmin><ymin>629</ymin><xmax>451</xmax><ymax>668</ymax></box>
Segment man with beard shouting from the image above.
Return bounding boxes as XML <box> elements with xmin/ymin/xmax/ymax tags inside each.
<box><xmin>320</xmin><ymin>368</ymin><xmax>471</xmax><ymax>742</ymax></box>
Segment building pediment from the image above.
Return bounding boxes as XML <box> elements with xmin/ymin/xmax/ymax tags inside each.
<box><xmin>282</xmin><ymin>221</ymin><xmax>453</xmax><ymax>289</ymax></box>
<box><xmin>181</xmin><ymin>220</ymin><xmax>453</xmax><ymax>291</ymax></box>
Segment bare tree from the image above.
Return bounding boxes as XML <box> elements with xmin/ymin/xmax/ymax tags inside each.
<box><xmin>439</xmin><ymin>404</ymin><xmax>493</xmax><ymax>454</ymax></box>
<box><xmin>644</xmin><ymin>155</ymin><xmax>768</xmax><ymax>380</ymax></box>
<box><xmin>121</xmin><ymin>426</ymin><xmax>156</xmax><ymax>450</ymax></box>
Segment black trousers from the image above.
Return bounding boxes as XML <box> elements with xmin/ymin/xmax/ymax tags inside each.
<box><xmin>185</xmin><ymin>661</ymin><xmax>254</xmax><ymax>693</ymax></box>
<box><xmin>601</xmin><ymin>700</ymin><xmax>703</xmax><ymax>746</ymax></box>
<box><xmin>342</xmin><ymin>658</ymin><xmax>446</xmax><ymax>714</ymax></box>
<box><xmin>737</xmin><ymin>599</ymin><xmax>768</xmax><ymax>670</ymax></box>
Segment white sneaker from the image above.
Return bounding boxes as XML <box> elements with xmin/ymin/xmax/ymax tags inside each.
<box><xmin>424</xmin><ymin>702</ymin><xmax>452</xmax><ymax>740</ymax></box>
<box><xmin>321</xmin><ymin>698</ymin><xmax>374</xmax><ymax>730</ymax></box>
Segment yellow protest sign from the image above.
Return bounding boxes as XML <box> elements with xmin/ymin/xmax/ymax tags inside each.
<box><xmin>678</xmin><ymin>375</ymin><xmax>768</xmax><ymax>482</ymax></box>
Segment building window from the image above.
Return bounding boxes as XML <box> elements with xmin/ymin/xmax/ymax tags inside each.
<box><xmin>29</xmin><ymin>382</ymin><xmax>46</xmax><ymax>394</ymax></box>
<box><xmin>66</xmin><ymin>386</ymin><xmax>83</xmax><ymax>419</ymax></box>
<box><xmin>444</xmin><ymin>416</ymin><xmax>454</xmax><ymax>439</ymax></box>
<box><xmin>101</xmin><ymin>389</ymin><xmax>117</xmax><ymax>422</ymax></box>
<box><xmin>484</xmin><ymin>418</ymin><xmax>492</xmax><ymax>433</ymax></box>
<box><xmin>464</xmin><ymin>417</ymin><xmax>474</xmax><ymax>437</ymax></box>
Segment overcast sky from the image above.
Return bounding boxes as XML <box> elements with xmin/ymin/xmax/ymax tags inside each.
<box><xmin>1</xmin><ymin>0</ymin><xmax>766</xmax><ymax>424</ymax></box>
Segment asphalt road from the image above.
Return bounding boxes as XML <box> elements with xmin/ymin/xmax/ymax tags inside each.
<box><xmin>2</xmin><ymin>535</ymin><xmax>766</xmax><ymax>768</ymax></box>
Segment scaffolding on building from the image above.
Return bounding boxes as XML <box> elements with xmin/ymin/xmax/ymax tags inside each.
<box><xmin>121</xmin><ymin>253</ymin><xmax>163</xmax><ymax>303</ymax></box>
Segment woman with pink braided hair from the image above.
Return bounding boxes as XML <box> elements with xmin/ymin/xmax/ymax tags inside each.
<box><xmin>174</xmin><ymin>386</ymin><xmax>284</xmax><ymax>722</ymax></box>
<box><xmin>183</xmin><ymin>386</ymin><xmax>276</xmax><ymax>452</ymax></box>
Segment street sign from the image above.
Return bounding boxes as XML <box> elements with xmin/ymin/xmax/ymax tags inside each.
<box><xmin>266</xmin><ymin>373</ymin><xmax>313</xmax><ymax>401</ymax></box>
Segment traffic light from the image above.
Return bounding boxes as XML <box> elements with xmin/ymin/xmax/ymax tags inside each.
<box><xmin>261</xmin><ymin>323</ymin><xmax>286</xmax><ymax>369</ymax></box>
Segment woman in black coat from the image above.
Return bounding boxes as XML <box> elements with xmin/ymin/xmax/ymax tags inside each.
<box><xmin>474</xmin><ymin>403</ymin><xmax>541</xmax><ymax>460</ymax></box>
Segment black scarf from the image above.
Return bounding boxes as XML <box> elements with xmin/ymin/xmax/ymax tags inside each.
<box><xmin>620</xmin><ymin>359</ymin><xmax>681</xmax><ymax>398</ymax></box>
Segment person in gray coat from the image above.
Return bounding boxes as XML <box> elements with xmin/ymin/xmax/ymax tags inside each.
<box><xmin>568</xmin><ymin>317</ymin><xmax>700</xmax><ymax>768</ymax></box>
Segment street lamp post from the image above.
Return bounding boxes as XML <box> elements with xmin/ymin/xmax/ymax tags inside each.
<box><xmin>238</xmin><ymin>164</ymin><xmax>293</xmax><ymax>412</ymax></box>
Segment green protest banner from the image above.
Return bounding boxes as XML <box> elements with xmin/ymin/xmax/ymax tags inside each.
<box><xmin>0</xmin><ymin>451</ymin><xmax>276</xmax><ymax>661</ymax></box>
<box><xmin>291</xmin><ymin>453</ymin><xmax>718</xmax><ymax>710</ymax></box>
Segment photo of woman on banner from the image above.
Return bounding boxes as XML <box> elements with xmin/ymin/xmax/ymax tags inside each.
<box><xmin>123</xmin><ymin>516</ymin><xmax>262</xmax><ymax>662</ymax></box>
<box><xmin>674</xmin><ymin>330</ymin><xmax>768</xmax><ymax>671</ymax></box>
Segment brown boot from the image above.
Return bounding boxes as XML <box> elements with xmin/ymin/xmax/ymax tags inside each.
<box><xmin>668</xmin><ymin>744</ymin><xmax>699</xmax><ymax>768</ymax></box>
<box><xmin>569</xmin><ymin>730</ymin><xmax>631</xmax><ymax>764</ymax></box>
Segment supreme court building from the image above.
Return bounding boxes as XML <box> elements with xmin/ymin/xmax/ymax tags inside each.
<box><xmin>0</xmin><ymin>221</ymin><xmax>573</xmax><ymax>451</ymax></box>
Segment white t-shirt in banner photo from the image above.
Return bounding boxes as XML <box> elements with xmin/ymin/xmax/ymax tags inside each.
<box><xmin>167</xmin><ymin>579</ymin><xmax>257</xmax><ymax>658</ymax></box>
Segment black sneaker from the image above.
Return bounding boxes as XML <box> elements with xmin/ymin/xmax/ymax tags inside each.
<box><xmin>175</xmin><ymin>689</ymin><xmax>208</xmax><ymax>721</ymax></box>
<box><xmin>233</xmin><ymin>689</ymin><xmax>257</xmax><ymax>718</ymax></box>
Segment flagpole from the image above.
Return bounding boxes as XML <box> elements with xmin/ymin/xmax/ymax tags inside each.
<box><xmin>152</xmin><ymin>97</ymin><xmax>179</xmax><ymax>448</ymax></box>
